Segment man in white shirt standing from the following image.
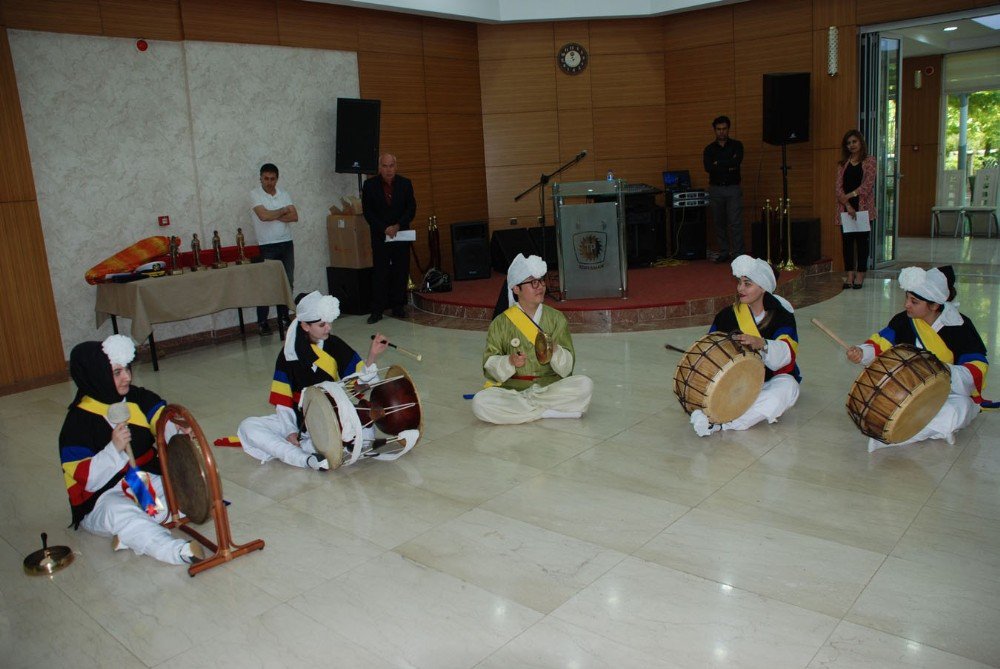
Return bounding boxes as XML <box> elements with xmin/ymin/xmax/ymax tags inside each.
<box><xmin>251</xmin><ymin>163</ymin><xmax>298</xmax><ymax>336</ymax></box>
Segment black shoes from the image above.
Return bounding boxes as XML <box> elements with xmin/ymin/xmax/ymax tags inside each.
<box><xmin>258</xmin><ymin>323</ymin><xmax>274</xmax><ymax>336</ymax></box>
<box><xmin>366</xmin><ymin>313</ymin><xmax>382</xmax><ymax>325</ymax></box>
<box><xmin>714</xmin><ymin>254</ymin><xmax>730</xmax><ymax>264</ymax></box>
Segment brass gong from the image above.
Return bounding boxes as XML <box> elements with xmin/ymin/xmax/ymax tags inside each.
<box><xmin>23</xmin><ymin>532</ymin><xmax>74</xmax><ymax>576</ymax></box>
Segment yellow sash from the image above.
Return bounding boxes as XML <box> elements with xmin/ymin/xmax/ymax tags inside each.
<box><xmin>311</xmin><ymin>344</ymin><xmax>340</xmax><ymax>380</ymax></box>
<box><xmin>504</xmin><ymin>305</ymin><xmax>541</xmax><ymax>344</ymax></box>
<box><xmin>77</xmin><ymin>396</ymin><xmax>150</xmax><ymax>428</ymax></box>
<box><xmin>913</xmin><ymin>319</ymin><xmax>954</xmax><ymax>364</ymax></box>
<box><xmin>733</xmin><ymin>303</ymin><xmax>762</xmax><ymax>339</ymax></box>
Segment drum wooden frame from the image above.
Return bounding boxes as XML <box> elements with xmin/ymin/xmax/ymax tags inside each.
<box><xmin>846</xmin><ymin>344</ymin><xmax>951</xmax><ymax>444</ymax></box>
<box><xmin>156</xmin><ymin>404</ymin><xmax>265</xmax><ymax>576</ymax></box>
<box><xmin>673</xmin><ymin>332</ymin><xmax>765</xmax><ymax>424</ymax></box>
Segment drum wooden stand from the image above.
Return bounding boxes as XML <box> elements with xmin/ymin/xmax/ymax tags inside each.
<box><xmin>156</xmin><ymin>404</ymin><xmax>265</xmax><ymax>576</ymax></box>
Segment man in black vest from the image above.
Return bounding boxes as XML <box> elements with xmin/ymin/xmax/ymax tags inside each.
<box><xmin>362</xmin><ymin>153</ymin><xmax>416</xmax><ymax>324</ymax></box>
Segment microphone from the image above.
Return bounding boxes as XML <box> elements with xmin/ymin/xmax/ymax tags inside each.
<box><xmin>577</xmin><ymin>150</ymin><xmax>588</xmax><ymax>160</ymax></box>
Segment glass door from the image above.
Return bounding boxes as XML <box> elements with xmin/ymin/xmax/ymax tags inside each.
<box><xmin>859</xmin><ymin>33</ymin><xmax>901</xmax><ymax>267</ymax></box>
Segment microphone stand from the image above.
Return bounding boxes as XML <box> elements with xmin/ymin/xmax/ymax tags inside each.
<box><xmin>514</xmin><ymin>151</ymin><xmax>588</xmax><ymax>301</ymax></box>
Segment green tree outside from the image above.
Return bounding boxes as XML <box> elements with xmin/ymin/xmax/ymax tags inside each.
<box><xmin>944</xmin><ymin>89</ymin><xmax>1000</xmax><ymax>174</ymax></box>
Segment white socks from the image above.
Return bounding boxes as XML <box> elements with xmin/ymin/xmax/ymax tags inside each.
<box><xmin>306</xmin><ymin>453</ymin><xmax>330</xmax><ymax>471</ymax></box>
<box><xmin>690</xmin><ymin>410</ymin><xmax>721</xmax><ymax>437</ymax></box>
<box><xmin>180</xmin><ymin>540</ymin><xmax>204</xmax><ymax>564</ymax></box>
<box><xmin>541</xmin><ymin>409</ymin><xmax>583</xmax><ymax>419</ymax></box>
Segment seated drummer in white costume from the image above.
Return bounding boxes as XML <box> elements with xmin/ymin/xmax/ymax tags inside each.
<box><xmin>691</xmin><ymin>255</ymin><xmax>801</xmax><ymax>436</ymax></box>
<box><xmin>472</xmin><ymin>253</ymin><xmax>593</xmax><ymax>424</ymax></box>
<box><xmin>238</xmin><ymin>291</ymin><xmax>390</xmax><ymax>470</ymax></box>
<box><xmin>846</xmin><ymin>265</ymin><xmax>989</xmax><ymax>451</ymax></box>
<box><xmin>58</xmin><ymin>335</ymin><xmax>202</xmax><ymax>565</ymax></box>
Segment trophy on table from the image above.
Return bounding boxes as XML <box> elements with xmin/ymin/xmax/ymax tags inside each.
<box><xmin>212</xmin><ymin>230</ymin><xmax>228</xmax><ymax>269</ymax></box>
<box><xmin>190</xmin><ymin>233</ymin><xmax>204</xmax><ymax>271</ymax></box>
<box><xmin>167</xmin><ymin>235</ymin><xmax>184</xmax><ymax>275</ymax></box>
<box><xmin>235</xmin><ymin>227</ymin><xmax>251</xmax><ymax>265</ymax></box>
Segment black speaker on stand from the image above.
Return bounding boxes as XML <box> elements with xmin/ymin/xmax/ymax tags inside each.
<box><xmin>763</xmin><ymin>73</ymin><xmax>810</xmax><ymax>145</ymax></box>
<box><xmin>336</xmin><ymin>98</ymin><xmax>381</xmax><ymax>194</ymax></box>
<box><xmin>763</xmin><ymin>73</ymin><xmax>810</xmax><ymax>244</ymax></box>
<box><xmin>451</xmin><ymin>221</ymin><xmax>491</xmax><ymax>280</ymax></box>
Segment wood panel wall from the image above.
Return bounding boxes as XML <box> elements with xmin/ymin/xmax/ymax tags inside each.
<box><xmin>0</xmin><ymin>0</ymin><xmax>486</xmax><ymax>393</ymax></box>
<box><xmin>0</xmin><ymin>24</ymin><xmax>65</xmax><ymax>393</ymax></box>
<box><xmin>479</xmin><ymin>0</ymin><xmax>982</xmax><ymax>268</ymax></box>
<box><xmin>0</xmin><ymin>0</ymin><xmax>990</xmax><ymax>392</ymax></box>
<box><xmin>480</xmin><ymin>0</ymin><xmax>844</xmax><ymax>256</ymax></box>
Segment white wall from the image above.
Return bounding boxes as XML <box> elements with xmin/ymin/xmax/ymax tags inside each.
<box><xmin>9</xmin><ymin>31</ymin><xmax>359</xmax><ymax>355</ymax></box>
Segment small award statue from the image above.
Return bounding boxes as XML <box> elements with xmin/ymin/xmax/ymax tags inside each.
<box><xmin>167</xmin><ymin>235</ymin><xmax>184</xmax><ymax>275</ymax></box>
<box><xmin>212</xmin><ymin>229</ymin><xmax>228</xmax><ymax>269</ymax></box>
<box><xmin>235</xmin><ymin>227</ymin><xmax>251</xmax><ymax>265</ymax></box>
<box><xmin>190</xmin><ymin>233</ymin><xmax>204</xmax><ymax>271</ymax></box>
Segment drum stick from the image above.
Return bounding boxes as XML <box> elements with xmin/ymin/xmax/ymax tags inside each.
<box><xmin>124</xmin><ymin>443</ymin><xmax>138</xmax><ymax>468</ymax></box>
<box><xmin>371</xmin><ymin>335</ymin><xmax>423</xmax><ymax>362</ymax></box>
<box><xmin>810</xmin><ymin>318</ymin><xmax>850</xmax><ymax>350</ymax></box>
<box><xmin>664</xmin><ymin>343</ymin><xmax>687</xmax><ymax>354</ymax></box>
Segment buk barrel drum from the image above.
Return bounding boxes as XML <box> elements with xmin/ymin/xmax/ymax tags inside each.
<box><xmin>673</xmin><ymin>332</ymin><xmax>765</xmax><ymax>424</ymax></box>
<box><xmin>846</xmin><ymin>344</ymin><xmax>951</xmax><ymax>444</ymax></box>
<box><xmin>301</xmin><ymin>385</ymin><xmax>348</xmax><ymax>469</ymax></box>
<box><xmin>301</xmin><ymin>365</ymin><xmax>423</xmax><ymax>469</ymax></box>
<box><xmin>366</xmin><ymin>365</ymin><xmax>423</xmax><ymax>435</ymax></box>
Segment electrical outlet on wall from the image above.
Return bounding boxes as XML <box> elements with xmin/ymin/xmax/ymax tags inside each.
<box><xmin>509</xmin><ymin>217</ymin><xmax>517</xmax><ymax>226</ymax></box>
<box><xmin>157</xmin><ymin>216</ymin><xmax>170</xmax><ymax>227</ymax></box>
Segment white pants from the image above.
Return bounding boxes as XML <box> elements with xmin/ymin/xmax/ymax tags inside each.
<box><xmin>722</xmin><ymin>374</ymin><xmax>800</xmax><ymax>432</ymax></box>
<box><xmin>869</xmin><ymin>392</ymin><xmax>979</xmax><ymax>452</ymax></box>
<box><xmin>472</xmin><ymin>375</ymin><xmax>594</xmax><ymax>425</ymax></box>
<box><xmin>80</xmin><ymin>473</ymin><xmax>187</xmax><ymax>565</ymax></box>
<box><xmin>237</xmin><ymin>414</ymin><xmax>316</xmax><ymax>469</ymax></box>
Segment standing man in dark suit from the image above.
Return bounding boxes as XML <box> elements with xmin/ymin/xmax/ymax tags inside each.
<box><xmin>362</xmin><ymin>153</ymin><xmax>416</xmax><ymax>324</ymax></box>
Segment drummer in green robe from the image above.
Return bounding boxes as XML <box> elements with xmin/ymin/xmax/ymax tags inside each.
<box><xmin>472</xmin><ymin>254</ymin><xmax>593</xmax><ymax>424</ymax></box>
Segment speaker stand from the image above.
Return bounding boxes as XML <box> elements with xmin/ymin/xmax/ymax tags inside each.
<box><xmin>513</xmin><ymin>153</ymin><xmax>587</xmax><ymax>302</ymax></box>
<box><xmin>778</xmin><ymin>142</ymin><xmax>796</xmax><ymax>270</ymax></box>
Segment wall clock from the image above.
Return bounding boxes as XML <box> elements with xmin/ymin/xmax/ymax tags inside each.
<box><xmin>557</xmin><ymin>43</ymin><xmax>588</xmax><ymax>75</ymax></box>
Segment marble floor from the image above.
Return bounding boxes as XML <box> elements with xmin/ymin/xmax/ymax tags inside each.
<box><xmin>2</xmin><ymin>237</ymin><xmax>998</xmax><ymax>668</ymax></box>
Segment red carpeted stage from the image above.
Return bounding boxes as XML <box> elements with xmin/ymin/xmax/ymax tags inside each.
<box><xmin>412</xmin><ymin>258</ymin><xmax>832</xmax><ymax>332</ymax></box>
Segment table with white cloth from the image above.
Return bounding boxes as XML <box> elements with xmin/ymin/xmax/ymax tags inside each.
<box><xmin>94</xmin><ymin>260</ymin><xmax>294</xmax><ymax>370</ymax></box>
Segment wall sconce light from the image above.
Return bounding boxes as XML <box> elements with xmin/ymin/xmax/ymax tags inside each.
<box><xmin>827</xmin><ymin>27</ymin><xmax>839</xmax><ymax>77</ymax></box>
<box><xmin>914</xmin><ymin>69</ymin><xmax>923</xmax><ymax>89</ymax></box>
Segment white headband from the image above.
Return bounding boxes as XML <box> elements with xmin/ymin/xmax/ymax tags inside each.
<box><xmin>284</xmin><ymin>291</ymin><xmax>340</xmax><ymax>361</ymax></box>
<box><xmin>730</xmin><ymin>255</ymin><xmax>775</xmax><ymax>293</ymax></box>
<box><xmin>898</xmin><ymin>267</ymin><xmax>947</xmax><ymax>304</ymax></box>
<box><xmin>898</xmin><ymin>266</ymin><xmax>962</xmax><ymax>327</ymax></box>
<box><xmin>506</xmin><ymin>253</ymin><xmax>547</xmax><ymax>306</ymax></box>
<box><xmin>730</xmin><ymin>254</ymin><xmax>794</xmax><ymax>313</ymax></box>
<box><xmin>102</xmin><ymin>334</ymin><xmax>136</xmax><ymax>366</ymax></box>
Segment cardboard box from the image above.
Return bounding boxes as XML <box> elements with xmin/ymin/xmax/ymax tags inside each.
<box><xmin>327</xmin><ymin>198</ymin><xmax>372</xmax><ymax>269</ymax></box>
